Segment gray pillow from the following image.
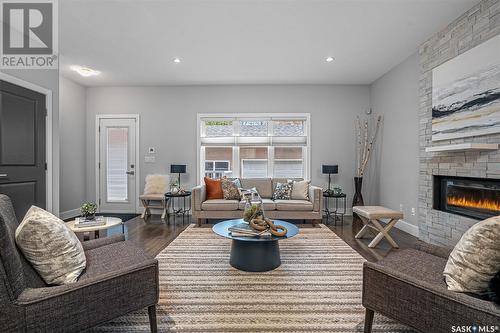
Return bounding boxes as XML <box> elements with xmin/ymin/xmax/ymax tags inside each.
<box><xmin>15</xmin><ymin>206</ymin><xmax>86</xmax><ymax>285</ymax></box>
<box><xmin>443</xmin><ymin>215</ymin><xmax>500</xmax><ymax>294</ymax></box>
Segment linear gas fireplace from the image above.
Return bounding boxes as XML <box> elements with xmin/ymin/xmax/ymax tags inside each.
<box><xmin>433</xmin><ymin>176</ymin><xmax>500</xmax><ymax>220</ymax></box>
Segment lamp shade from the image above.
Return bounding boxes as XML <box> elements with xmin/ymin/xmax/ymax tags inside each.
<box><xmin>170</xmin><ymin>164</ymin><xmax>186</xmax><ymax>174</ymax></box>
<box><xmin>322</xmin><ymin>165</ymin><xmax>338</xmax><ymax>174</ymax></box>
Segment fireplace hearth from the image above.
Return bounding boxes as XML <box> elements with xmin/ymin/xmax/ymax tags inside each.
<box><xmin>433</xmin><ymin>176</ymin><xmax>500</xmax><ymax>220</ymax></box>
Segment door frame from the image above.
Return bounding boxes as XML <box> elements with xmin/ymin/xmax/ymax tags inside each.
<box><xmin>95</xmin><ymin>114</ymin><xmax>140</xmax><ymax>213</ymax></box>
<box><xmin>0</xmin><ymin>72</ymin><xmax>54</xmax><ymax>214</ymax></box>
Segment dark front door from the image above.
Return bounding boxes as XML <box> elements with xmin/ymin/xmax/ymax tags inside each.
<box><xmin>0</xmin><ymin>80</ymin><xmax>46</xmax><ymax>219</ymax></box>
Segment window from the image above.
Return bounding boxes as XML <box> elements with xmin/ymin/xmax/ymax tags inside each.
<box><xmin>273</xmin><ymin>147</ymin><xmax>303</xmax><ymax>178</ymax></box>
<box><xmin>204</xmin><ymin>147</ymin><xmax>232</xmax><ymax>178</ymax></box>
<box><xmin>198</xmin><ymin>114</ymin><xmax>310</xmax><ymax>182</ymax></box>
<box><xmin>240</xmin><ymin>147</ymin><xmax>268</xmax><ymax>178</ymax></box>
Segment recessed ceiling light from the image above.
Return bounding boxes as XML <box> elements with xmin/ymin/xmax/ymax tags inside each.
<box><xmin>70</xmin><ymin>65</ymin><xmax>100</xmax><ymax>77</ymax></box>
<box><xmin>173</xmin><ymin>58</ymin><xmax>181</xmax><ymax>63</ymax></box>
<box><xmin>326</xmin><ymin>56</ymin><xmax>334</xmax><ymax>62</ymax></box>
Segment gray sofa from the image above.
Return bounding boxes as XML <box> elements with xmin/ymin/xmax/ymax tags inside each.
<box><xmin>363</xmin><ymin>241</ymin><xmax>500</xmax><ymax>332</ymax></box>
<box><xmin>192</xmin><ymin>178</ymin><xmax>323</xmax><ymax>225</ymax></box>
<box><xmin>0</xmin><ymin>195</ymin><xmax>159</xmax><ymax>332</ymax></box>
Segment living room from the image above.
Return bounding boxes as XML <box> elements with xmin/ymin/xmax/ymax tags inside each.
<box><xmin>0</xmin><ymin>0</ymin><xmax>499</xmax><ymax>332</ymax></box>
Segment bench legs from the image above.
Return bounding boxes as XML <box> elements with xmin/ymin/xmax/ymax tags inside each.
<box><xmin>148</xmin><ymin>304</ymin><xmax>157</xmax><ymax>333</ymax></box>
<box><xmin>355</xmin><ymin>216</ymin><xmax>400</xmax><ymax>248</ymax></box>
<box><xmin>364</xmin><ymin>308</ymin><xmax>374</xmax><ymax>333</ymax></box>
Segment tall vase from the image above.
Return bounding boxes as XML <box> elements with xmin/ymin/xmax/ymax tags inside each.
<box><xmin>352</xmin><ymin>177</ymin><xmax>364</xmax><ymax>232</ymax></box>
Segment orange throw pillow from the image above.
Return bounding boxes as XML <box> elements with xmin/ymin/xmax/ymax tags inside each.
<box><xmin>204</xmin><ymin>177</ymin><xmax>224</xmax><ymax>199</ymax></box>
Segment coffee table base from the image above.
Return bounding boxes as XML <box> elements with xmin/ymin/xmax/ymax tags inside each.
<box><xmin>230</xmin><ymin>239</ymin><xmax>281</xmax><ymax>272</ymax></box>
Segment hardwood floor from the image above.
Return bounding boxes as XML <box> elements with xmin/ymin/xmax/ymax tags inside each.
<box><xmin>115</xmin><ymin>214</ymin><xmax>418</xmax><ymax>261</ymax></box>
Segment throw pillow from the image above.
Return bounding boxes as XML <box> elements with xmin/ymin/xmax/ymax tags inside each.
<box><xmin>15</xmin><ymin>206</ymin><xmax>86</xmax><ymax>285</ymax></box>
<box><xmin>273</xmin><ymin>181</ymin><xmax>292</xmax><ymax>200</ymax></box>
<box><xmin>443</xmin><ymin>215</ymin><xmax>500</xmax><ymax>294</ymax></box>
<box><xmin>221</xmin><ymin>178</ymin><xmax>241</xmax><ymax>200</ymax></box>
<box><xmin>144</xmin><ymin>174</ymin><xmax>169</xmax><ymax>194</ymax></box>
<box><xmin>239</xmin><ymin>187</ymin><xmax>260</xmax><ymax>201</ymax></box>
<box><xmin>291</xmin><ymin>180</ymin><xmax>310</xmax><ymax>200</ymax></box>
<box><xmin>204</xmin><ymin>177</ymin><xmax>224</xmax><ymax>199</ymax></box>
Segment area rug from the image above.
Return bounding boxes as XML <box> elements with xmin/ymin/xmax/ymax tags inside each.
<box><xmin>90</xmin><ymin>224</ymin><xmax>414</xmax><ymax>332</ymax></box>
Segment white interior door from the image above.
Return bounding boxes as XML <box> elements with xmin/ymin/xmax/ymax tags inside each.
<box><xmin>98</xmin><ymin>118</ymin><xmax>137</xmax><ymax>213</ymax></box>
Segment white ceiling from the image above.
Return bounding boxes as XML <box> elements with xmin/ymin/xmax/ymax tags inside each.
<box><xmin>60</xmin><ymin>0</ymin><xmax>479</xmax><ymax>86</ymax></box>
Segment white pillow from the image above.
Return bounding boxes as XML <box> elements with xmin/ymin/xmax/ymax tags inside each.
<box><xmin>443</xmin><ymin>215</ymin><xmax>500</xmax><ymax>294</ymax></box>
<box><xmin>15</xmin><ymin>206</ymin><xmax>86</xmax><ymax>285</ymax></box>
<box><xmin>144</xmin><ymin>174</ymin><xmax>169</xmax><ymax>194</ymax></box>
<box><xmin>291</xmin><ymin>180</ymin><xmax>310</xmax><ymax>200</ymax></box>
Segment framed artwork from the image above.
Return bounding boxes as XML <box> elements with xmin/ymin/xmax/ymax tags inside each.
<box><xmin>432</xmin><ymin>34</ymin><xmax>500</xmax><ymax>141</ymax></box>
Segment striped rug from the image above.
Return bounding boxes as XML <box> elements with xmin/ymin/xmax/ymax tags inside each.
<box><xmin>91</xmin><ymin>224</ymin><xmax>414</xmax><ymax>332</ymax></box>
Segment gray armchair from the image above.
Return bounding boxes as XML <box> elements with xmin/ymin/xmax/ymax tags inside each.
<box><xmin>362</xmin><ymin>241</ymin><xmax>500</xmax><ymax>332</ymax></box>
<box><xmin>0</xmin><ymin>195</ymin><xmax>159</xmax><ymax>332</ymax></box>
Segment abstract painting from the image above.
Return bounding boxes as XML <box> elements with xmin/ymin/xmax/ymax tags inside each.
<box><xmin>432</xmin><ymin>34</ymin><xmax>500</xmax><ymax>141</ymax></box>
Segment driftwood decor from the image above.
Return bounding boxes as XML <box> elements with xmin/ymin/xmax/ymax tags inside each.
<box><xmin>355</xmin><ymin>115</ymin><xmax>382</xmax><ymax>177</ymax></box>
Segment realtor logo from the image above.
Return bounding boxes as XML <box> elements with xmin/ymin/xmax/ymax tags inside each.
<box><xmin>1</xmin><ymin>0</ymin><xmax>58</xmax><ymax>68</ymax></box>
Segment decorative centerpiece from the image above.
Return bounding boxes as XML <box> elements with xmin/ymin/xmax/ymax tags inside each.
<box><xmin>169</xmin><ymin>177</ymin><xmax>180</xmax><ymax>194</ymax></box>
<box><xmin>80</xmin><ymin>202</ymin><xmax>97</xmax><ymax>220</ymax></box>
<box><xmin>249</xmin><ymin>216</ymin><xmax>288</xmax><ymax>237</ymax></box>
<box><xmin>243</xmin><ymin>193</ymin><xmax>264</xmax><ymax>222</ymax></box>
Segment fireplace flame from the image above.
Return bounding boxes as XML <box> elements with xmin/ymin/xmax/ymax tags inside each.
<box><xmin>447</xmin><ymin>196</ymin><xmax>500</xmax><ymax>212</ymax></box>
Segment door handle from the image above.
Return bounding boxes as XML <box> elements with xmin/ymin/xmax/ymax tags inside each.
<box><xmin>0</xmin><ymin>174</ymin><xmax>7</xmax><ymax>178</ymax></box>
<box><xmin>126</xmin><ymin>171</ymin><xmax>135</xmax><ymax>175</ymax></box>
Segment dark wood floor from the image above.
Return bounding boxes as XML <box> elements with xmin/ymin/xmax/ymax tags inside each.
<box><xmin>112</xmin><ymin>214</ymin><xmax>418</xmax><ymax>261</ymax></box>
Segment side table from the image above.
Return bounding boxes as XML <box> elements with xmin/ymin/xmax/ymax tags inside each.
<box><xmin>323</xmin><ymin>192</ymin><xmax>346</xmax><ymax>225</ymax></box>
<box><xmin>165</xmin><ymin>191</ymin><xmax>191</xmax><ymax>218</ymax></box>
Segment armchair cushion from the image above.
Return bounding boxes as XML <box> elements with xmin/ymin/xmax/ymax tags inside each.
<box><xmin>15</xmin><ymin>206</ymin><xmax>86</xmax><ymax>285</ymax></box>
<box><xmin>444</xmin><ymin>215</ymin><xmax>500</xmax><ymax>294</ymax></box>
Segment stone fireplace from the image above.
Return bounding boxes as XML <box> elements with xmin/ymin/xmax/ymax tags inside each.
<box><xmin>433</xmin><ymin>176</ymin><xmax>500</xmax><ymax>220</ymax></box>
<box><xmin>418</xmin><ymin>0</ymin><xmax>500</xmax><ymax>246</ymax></box>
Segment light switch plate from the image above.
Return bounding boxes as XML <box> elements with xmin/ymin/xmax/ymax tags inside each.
<box><xmin>144</xmin><ymin>155</ymin><xmax>155</xmax><ymax>163</ymax></box>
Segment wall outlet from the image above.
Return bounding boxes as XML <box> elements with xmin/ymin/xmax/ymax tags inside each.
<box><xmin>411</xmin><ymin>207</ymin><xmax>416</xmax><ymax>216</ymax></box>
<box><xmin>148</xmin><ymin>147</ymin><xmax>156</xmax><ymax>154</ymax></box>
<box><xmin>144</xmin><ymin>155</ymin><xmax>155</xmax><ymax>163</ymax></box>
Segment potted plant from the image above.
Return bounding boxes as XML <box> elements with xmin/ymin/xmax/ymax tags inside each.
<box><xmin>81</xmin><ymin>202</ymin><xmax>97</xmax><ymax>220</ymax></box>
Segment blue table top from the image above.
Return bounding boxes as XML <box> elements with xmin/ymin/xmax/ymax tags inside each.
<box><xmin>212</xmin><ymin>219</ymin><xmax>299</xmax><ymax>242</ymax></box>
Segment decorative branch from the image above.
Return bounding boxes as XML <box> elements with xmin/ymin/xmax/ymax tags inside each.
<box><xmin>355</xmin><ymin>115</ymin><xmax>382</xmax><ymax>177</ymax></box>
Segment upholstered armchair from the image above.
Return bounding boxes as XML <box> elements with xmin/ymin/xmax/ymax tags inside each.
<box><xmin>362</xmin><ymin>241</ymin><xmax>500</xmax><ymax>332</ymax></box>
<box><xmin>0</xmin><ymin>195</ymin><xmax>159</xmax><ymax>332</ymax></box>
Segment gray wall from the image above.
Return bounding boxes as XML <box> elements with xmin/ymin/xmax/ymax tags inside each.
<box><xmin>419</xmin><ymin>0</ymin><xmax>500</xmax><ymax>246</ymax></box>
<box><xmin>0</xmin><ymin>69</ymin><xmax>60</xmax><ymax>215</ymax></box>
<box><xmin>369</xmin><ymin>52</ymin><xmax>420</xmax><ymax>234</ymax></box>
<box><xmin>85</xmin><ymin>85</ymin><xmax>370</xmax><ymax>210</ymax></box>
<box><xmin>59</xmin><ymin>76</ymin><xmax>87</xmax><ymax>216</ymax></box>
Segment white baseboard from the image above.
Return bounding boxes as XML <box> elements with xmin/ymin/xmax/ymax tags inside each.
<box><xmin>59</xmin><ymin>208</ymin><xmax>80</xmax><ymax>220</ymax></box>
<box><xmin>394</xmin><ymin>219</ymin><xmax>419</xmax><ymax>237</ymax></box>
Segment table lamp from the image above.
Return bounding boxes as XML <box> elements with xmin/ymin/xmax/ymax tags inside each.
<box><xmin>322</xmin><ymin>165</ymin><xmax>338</xmax><ymax>193</ymax></box>
<box><xmin>170</xmin><ymin>164</ymin><xmax>186</xmax><ymax>188</ymax></box>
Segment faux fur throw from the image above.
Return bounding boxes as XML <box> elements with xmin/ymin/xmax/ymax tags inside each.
<box><xmin>144</xmin><ymin>174</ymin><xmax>169</xmax><ymax>194</ymax></box>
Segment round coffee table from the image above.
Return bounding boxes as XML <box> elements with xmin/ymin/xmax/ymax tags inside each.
<box><xmin>213</xmin><ymin>219</ymin><xmax>299</xmax><ymax>272</ymax></box>
<box><xmin>67</xmin><ymin>217</ymin><xmax>123</xmax><ymax>240</ymax></box>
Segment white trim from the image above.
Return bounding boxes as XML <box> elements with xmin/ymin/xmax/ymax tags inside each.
<box><xmin>394</xmin><ymin>219</ymin><xmax>420</xmax><ymax>237</ymax></box>
<box><xmin>0</xmin><ymin>72</ymin><xmax>55</xmax><ymax>214</ymax></box>
<box><xmin>60</xmin><ymin>208</ymin><xmax>80</xmax><ymax>220</ymax></box>
<box><xmin>95</xmin><ymin>114</ymin><xmax>141</xmax><ymax>214</ymax></box>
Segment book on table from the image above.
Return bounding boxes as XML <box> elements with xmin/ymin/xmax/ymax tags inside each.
<box><xmin>75</xmin><ymin>216</ymin><xmax>106</xmax><ymax>228</ymax></box>
<box><xmin>228</xmin><ymin>222</ymin><xmax>271</xmax><ymax>237</ymax></box>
